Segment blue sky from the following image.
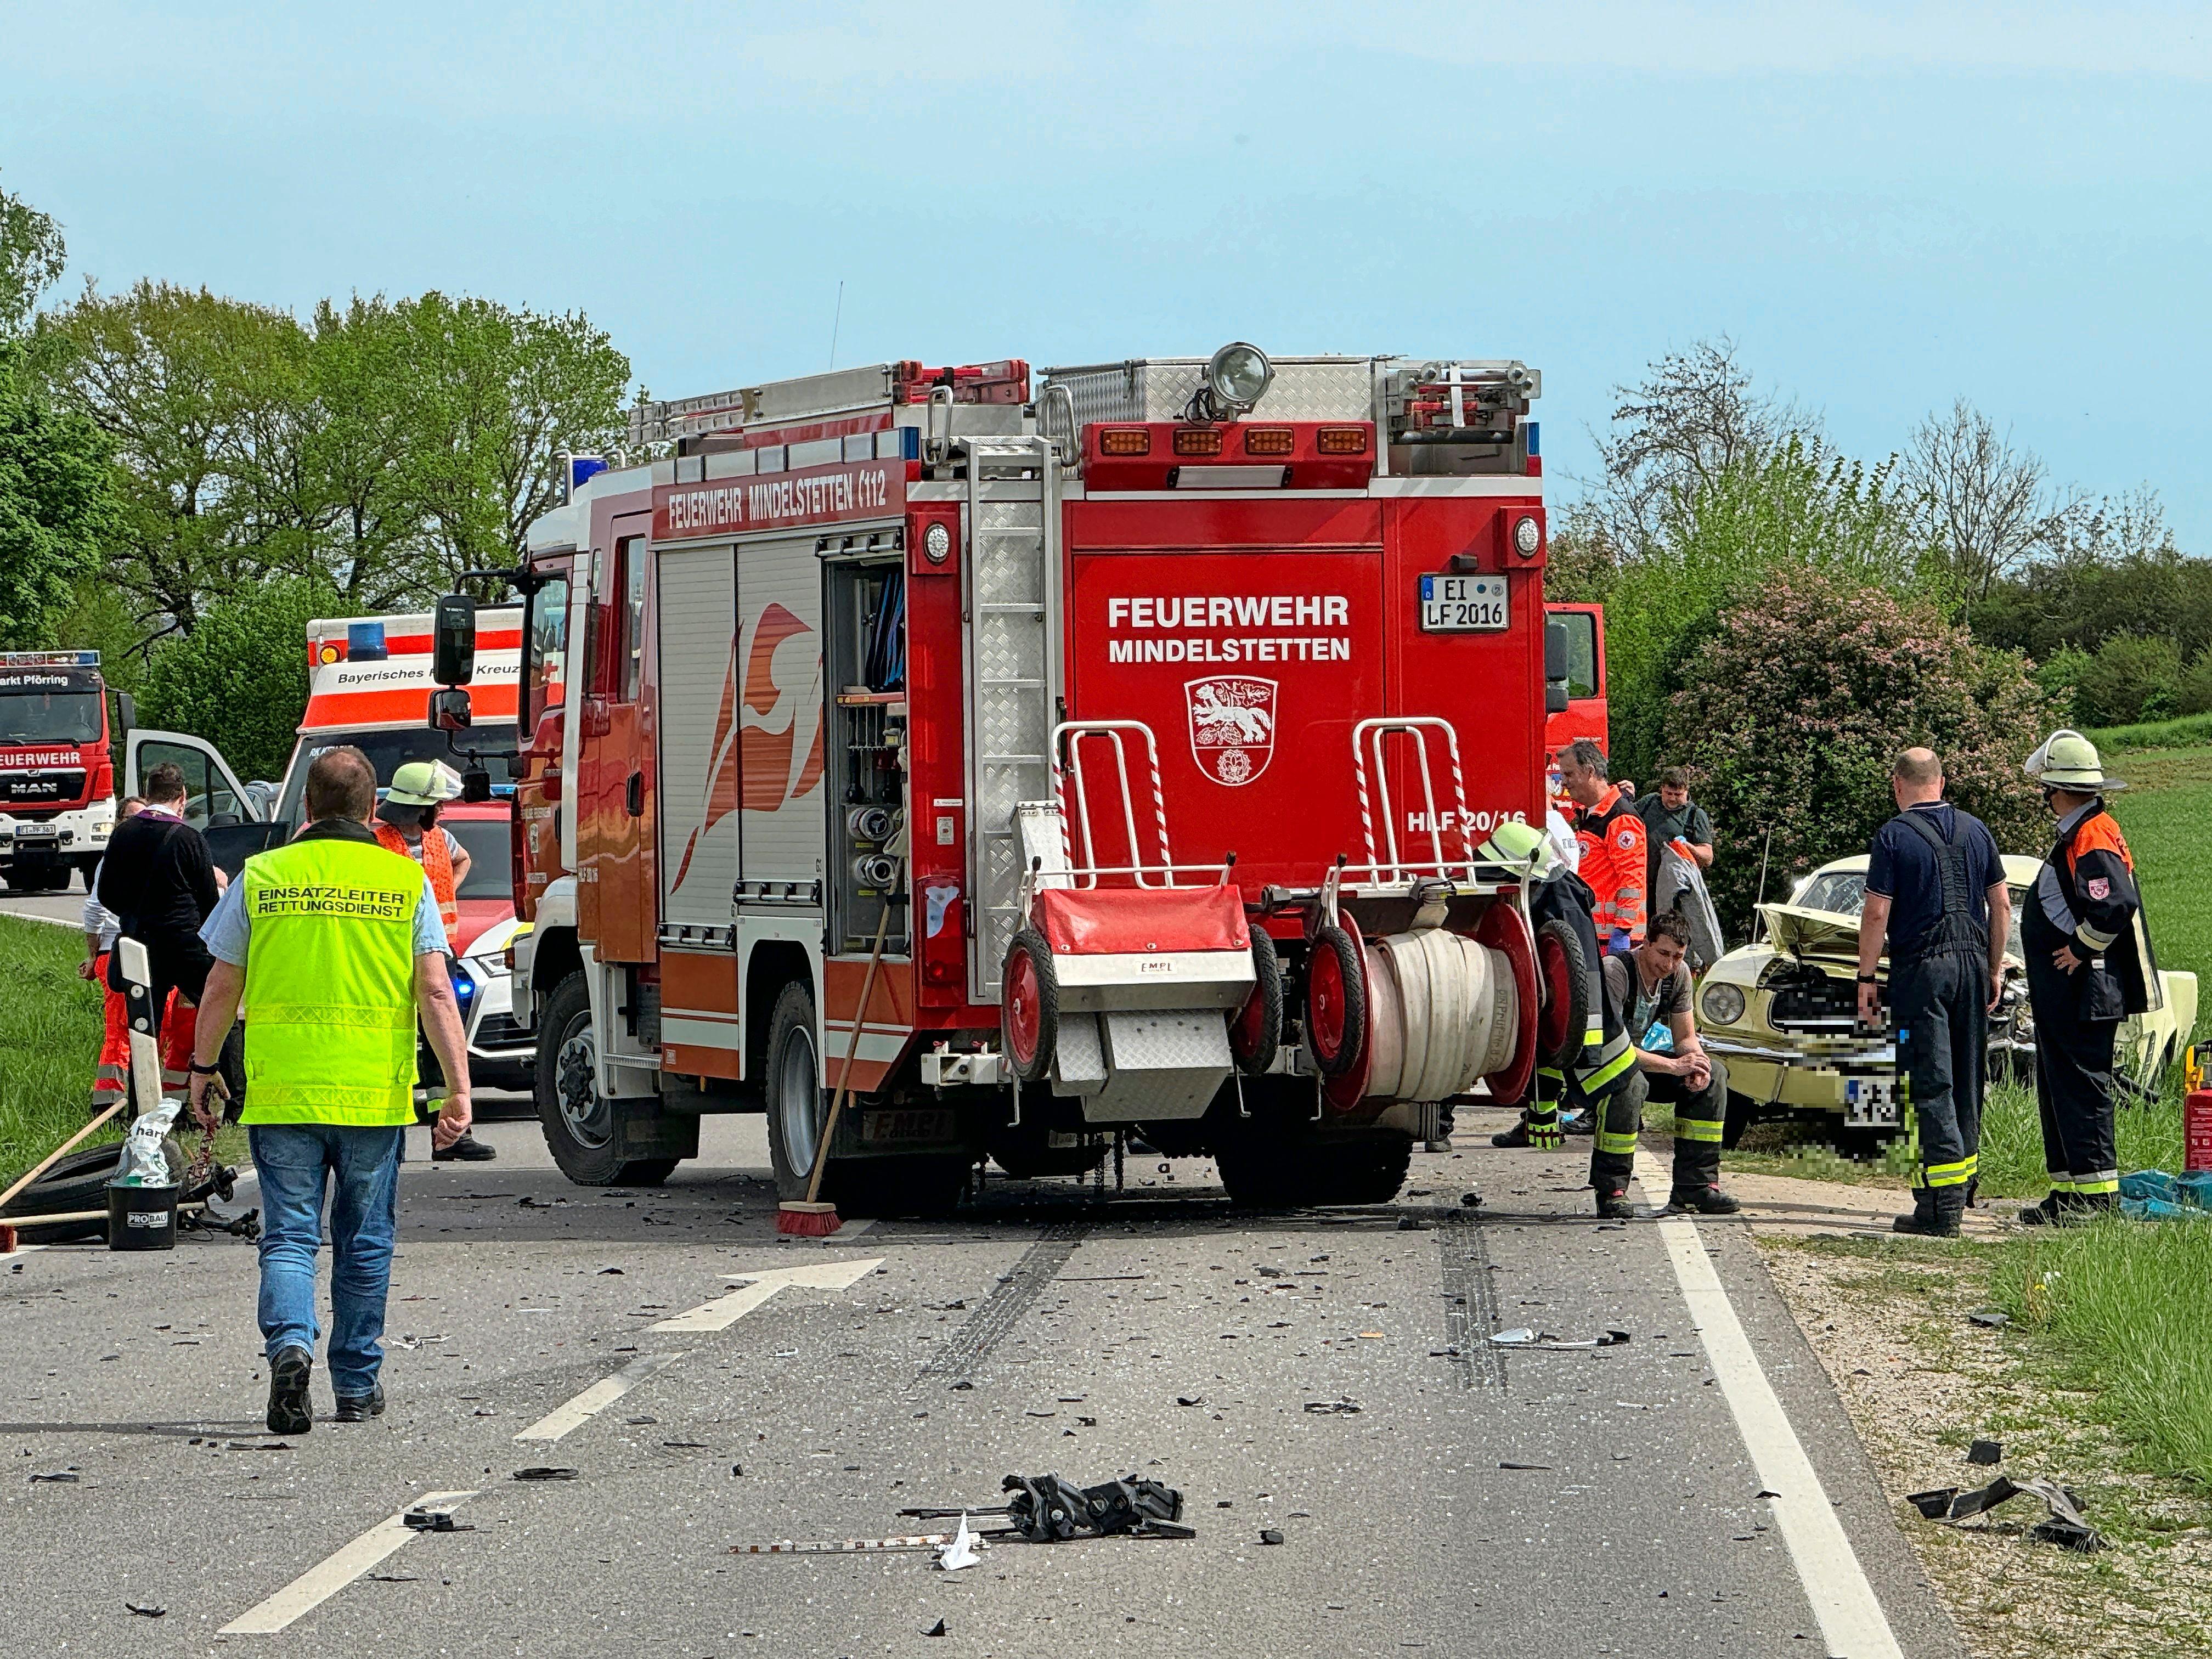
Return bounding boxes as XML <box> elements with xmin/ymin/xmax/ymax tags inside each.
<box><xmin>8</xmin><ymin>3</ymin><xmax>2210</xmax><ymax>545</ymax></box>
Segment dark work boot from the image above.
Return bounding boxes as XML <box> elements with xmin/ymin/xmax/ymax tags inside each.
<box><xmin>334</xmin><ymin>1383</ymin><xmax>386</xmax><ymax>1423</ymax></box>
<box><xmin>1594</xmin><ymin>1188</ymin><xmax>1634</xmax><ymax>1221</ymax></box>
<box><xmin>1666</xmin><ymin>1184</ymin><xmax>1741</xmax><ymax>1216</ymax></box>
<box><xmin>267</xmin><ymin>1345</ymin><xmax>313</xmax><ymax>1436</ymax></box>
<box><xmin>1892</xmin><ymin>1188</ymin><xmax>1955</xmax><ymax>1237</ymax></box>
<box><xmin>2019</xmin><ymin>1192</ymin><xmax>2083</xmax><ymax>1226</ymax></box>
<box><xmin>433</xmin><ymin>1131</ymin><xmax>497</xmax><ymax>1163</ymax></box>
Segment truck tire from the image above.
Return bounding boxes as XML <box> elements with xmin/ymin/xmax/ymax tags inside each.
<box><xmin>1230</xmin><ymin>930</ymin><xmax>1284</xmax><ymax>1076</ymax></box>
<box><xmin>1001</xmin><ymin>930</ymin><xmax>1058</xmax><ymax>1085</ymax></box>
<box><xmin>534</xmin><ymin>970</ymin><xmax>676</xmax><ymax>1187</ymax></box>
<box><xmin>1305</xmin><ymin>924</ymin><xmax>1367</xmax><ymax>1077</ymax></box>
<box><xmin>1533</xmin><ymin>918</ymin><xmax>1590</xmax><ymax>1073</ymax></box>
<box><xmin>764</xmin><ymin>979</ymin><xmax>830</xmax><ymax>1201</ymax></box>
<box><xmin>1214</xmin><ymin>1103</ymin><xmax>1411</xmax><ymax>1208</ymax></box>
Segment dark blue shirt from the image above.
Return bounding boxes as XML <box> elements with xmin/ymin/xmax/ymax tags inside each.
<box><xmin>1865</xmin><ymin>802</ymin><xmax>2002</xmax><ymax>960</ymax></box>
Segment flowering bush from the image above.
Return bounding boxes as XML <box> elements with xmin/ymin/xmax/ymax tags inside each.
<box><xmin>1671</xmin><ymin>566</ymin><xmax>2058</xmax><ymax>928</ymax></box>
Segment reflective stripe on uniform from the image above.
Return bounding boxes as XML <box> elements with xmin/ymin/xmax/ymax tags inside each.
<box><xmin>1582</xmin><ymin>1043</ymin><xmax>1636</xmax><ymax>1092</ymax></box>
<box><xmin>1673</xmin><ymin>1115</ymin><xmax>1725</xmax><ymax>1143</ymax></box>
<box><xmin>1922</xmin><ymin>1154</ymin><xmax>1977</xmax><ymax>1189</ymax></box>
<box><xmin>1596</xmin><ymin>1128</ymin><xmax>1639</xmax><ymax>1155</ymax></box>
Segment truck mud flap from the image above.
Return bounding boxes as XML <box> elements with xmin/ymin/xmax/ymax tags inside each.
<box><xmin>611</xmin><ymin>1097</ymin><xmax>700</xmax><ymax>1162</ymax></box>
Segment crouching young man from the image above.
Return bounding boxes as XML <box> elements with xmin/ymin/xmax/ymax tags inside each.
<box><xmin>1605</xmin><ymin>909</ymin><xmax>1737</xmax><ymax>1215</ymax></box>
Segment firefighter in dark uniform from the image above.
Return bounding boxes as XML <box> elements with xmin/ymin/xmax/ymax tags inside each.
<box><xmin>1478</xmin><ymin>822</ymin><xmax>1643</xmax><ymax>1217</ymax></box>
<box><xmin>2019</xmin><ymin>731</ymin><xmax>2163</xmax><ymax>1223</ymax></box>
<box><xmin>1856</xmin><ymin>749</ymin><xmax>2011</xmax><ymax>1238</ymax></box>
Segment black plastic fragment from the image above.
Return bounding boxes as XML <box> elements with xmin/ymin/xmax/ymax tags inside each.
<box><xmin>1967</xmin><ymin>1439</ymin><xmax>2002</xmax><ymax>1466</ymax></box>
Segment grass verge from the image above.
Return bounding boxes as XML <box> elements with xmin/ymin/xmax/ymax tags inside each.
<box><xmin>1992</xmin><ymin>1215</ymin><xmax>2212</xmax><ymax>1486</ymax></box>
<box><xmin>1760</xmin><ymin>1229</ymin><xmax>2212</xmax><ymax>1658</ymax></box>
<box><xmin>0</xmin><ymin>912</ymin><xmax>116</xmax><ymax>1186</ymax></box>
<box><xmin>2086</xmin><ymin>712</ymin><xmax>2212</xmax><ymax>755</ymax></box>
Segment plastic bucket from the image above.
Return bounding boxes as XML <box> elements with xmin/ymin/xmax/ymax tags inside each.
<box><xmin>106</xmin><ymin>1182</ymin><xmax>179</xmax><ymax>1251</ymax></box>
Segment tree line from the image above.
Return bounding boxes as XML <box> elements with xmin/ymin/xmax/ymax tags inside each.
<box><xmin>0</xmin><ymin>170</ymin><xmax>628</xmax><ymax>775</ymax></box>
<box><xmin>1548</xmin><ymin>339</ymin><xmax>2210</xmax><ymax>922</ymax></box>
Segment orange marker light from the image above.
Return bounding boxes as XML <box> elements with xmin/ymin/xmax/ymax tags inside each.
<box><xmin>1098</xmin><ymin>428</ymin><xmax>1151</xmax><ymax>456</ymax></box>
<box><xmin>1172</xmin><ymin>428</ymin><xmax>1224</xmax><ymax>457</ymax></box>
<box><xmin>1243</xmin><ymin>428</ymin><xmax>1294</xmax><ymax>456</ymax></box>
<box><xmin>1316</xmin><ymin>426</ymin><xmax>1370</xmax><ymax>455</ymax></box>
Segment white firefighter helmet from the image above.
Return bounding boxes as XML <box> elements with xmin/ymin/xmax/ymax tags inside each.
<box><xmin>385</xmin><ymin>759</ymin><xmax>465</xmax><ymax>807</ymax></box>
<box><xmin>1478</xmin><ymin>817</ymin><xmax>1560</xmax><ymax>878</ymax></box>
<box><xmin>2024</xmin><ymin>729</ymin><xmax>2128</xmax><ymax>793</ymax></box>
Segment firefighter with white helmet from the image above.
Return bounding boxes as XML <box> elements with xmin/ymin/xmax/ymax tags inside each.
<box><xmin>2018</xmin><ymin>730</ymin><xmax>2163</xmax><ymax>1223</ymax></box>
<box><xmin>1478</xmin><ymin>819</ymin><xmax>1651</xmax><ymax>1217</ymax></box>
<box><xmin>373</xmin><ymin>759</ymin><xmax>493</xmax><ymax>1163</ymax></box>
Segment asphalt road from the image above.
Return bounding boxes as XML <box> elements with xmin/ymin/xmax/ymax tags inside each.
<box><xmin>0</xmin><ymin>1109</ymin><xmax>1965</xmax><ymax>1658</ymax></box>
<box><xmin>0</xmin><ymin>876</ymin><xmax>91</xmax><ymax>930</ymax></box>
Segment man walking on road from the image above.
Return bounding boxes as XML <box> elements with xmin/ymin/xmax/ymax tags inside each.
<box><xmin>1856</xmin><ymin>748</ymin><xmax>2010</xmax><ymax>1238</ymax></box>
<box><xmin>2019</xmin><ymin>731</ymin><xmax>2163</xmax><ymax>1224</ymax></box>
<box><xmin>1557</xmin><ymin>738</ymin><xmax>1646</xmax><ymax>954</ymax></box>
<box><xmin>1604</xmin><ymin>909</ymin><xmax>1738</xmax><ymax>1215</ymax></box>
<box><xmin>185</xmin><ymin>746</ymin><xmax>473</xmax><ymax>1434</ymax></box>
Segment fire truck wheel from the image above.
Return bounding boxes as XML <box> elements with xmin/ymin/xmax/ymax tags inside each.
<box><xmin>1304</xmin><ymin>924</ymin><xmax>1367</xmax><ymax>1077</ymax></box>
<box><xmin>1533</xmin><ymin>918</ymin><xmax>1590</xmax><ymax>1073</ymax></box>
<box><xmin>1001</xmin><ymin>930</ymin><xmax>1059</xmax><ymax>1086</ymax></box>
<box><xmin>764</xmin><ymin>979</ymin><xmax>832</xmax><ymax>1201</ymax></box>
<box><xmin>1230</xmin><ymin>930</ymin><xmax>1284</xmax><ymax>1076</ymax></box>
<box><xmin>1216</xmin><ymin>1126</ymin><xmax>1412</xmax><ymax>1209</ymax></box>
<box><xmin>533</xmin><ymin>971</ymin><xmax>676</xmax><ymax>1187</ymax></box>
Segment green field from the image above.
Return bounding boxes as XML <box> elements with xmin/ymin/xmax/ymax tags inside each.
<box><xmin>2108</xmin><ymin>743</ymin><xmax>2212</xmax><ymax>992</ymax></box>
<box><xmin>0</xmin><ymin>912</ymin><xmax>116</xmax><ymax>1186</ymax></box>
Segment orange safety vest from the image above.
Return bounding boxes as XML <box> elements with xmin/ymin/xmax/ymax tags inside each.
<box><xmin>1573</xmin><ymin>785</ymin><xmax>1648</xmax><ymax>942</ymax></box>
<box><xmin>374</xmin><ymin>820</ymin><xmax>459</xmax><ymax>946</ymax></box>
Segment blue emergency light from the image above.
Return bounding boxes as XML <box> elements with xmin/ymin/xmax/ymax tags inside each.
<box><xmin>1525</xmin><ymin>421</ymin><xmax>1540</xmax><ymax>457</ymax></box>
<box><xmin>570</xmin><ymin>456</ymin><xmax>608</xmax><ymax>494</ymax></box>
<box><xmin>347</xmin><ymin>621</ymin><xmax>388</xmax><ymax>662</ymax></box>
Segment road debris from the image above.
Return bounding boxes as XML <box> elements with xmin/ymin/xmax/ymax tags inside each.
<box><xmin>1967</xmin><ymin>1438</ymin><xmax>2003</xmax><ymax>1466</ymax></box>
<box><xmin>1906</xmin><ymin>1475</ymin><xmax>2104</xmax><ymax>1552</ymax></box>
<box><xmin>936</xmin><ymin>1514</ymin><xmax>981</xmax><ymax>1571</ymax></box>
<box><xmin>1489</xmin><ymin>1328</ymin><xmax>1631</xmax><ymax>1350</ymax></box>
<box><xmin>225</xmin><ymin>1441</ymin><xmax>292</xmax><ymax>1452</ymax></box>
<box><xmin>124</xmin><ymin>1602</ymin><xmax>165</xmax><ymax>1618</ymax></box>
<box><xmin>921</xmin><ymin>1617</ymin><xmax>948</xmax><ymax>1637</ymax></box>
<box><xmin>1967</xmin><ymin>1308</ymin><xmax>2011</xmax><ymax>1329</ymax></box>
<box><xmin>1302</xmin><ymin>1400</ymin><xmax>1362</xmax><ymax>1415</ymax></box>
<box><xmin>901</xmin><ymin>1474</ymin><xmax>1192</xmax><ymax>1542</ymax></box>
<box><xmin>1259</xmin><ymin>1528</ymin><xmax>1285</xmax><ymax>1545</ymax></box>
<box><xmin>1499</xmin><ymin>1462</ymin><xmax>1554</xmax><ymax>1471</ymax></box>
<box><xmin>513</xmin><ymin>1466</ymin><xmax>579</xmax><ymax>1481</ymax></box>
<box><xmin>29</xmin><ymin>1470</ymin><xmax>79</xmax><ymax>1483</ymax></box>
<box><xmin>402</xmin><ymin>1506</ymin><xmax>473</xmax><ymax>1533</ymax></box>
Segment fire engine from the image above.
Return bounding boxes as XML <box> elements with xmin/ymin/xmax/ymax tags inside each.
<box><xmin>0</xmin><ymin>651</ymin><xmax>127</xmax><ymax>891</ymax></box>
<box><xmin>449</xmin><ymin>347</ymin><xmax>1585</xmax><ymax>1209</ymax></box>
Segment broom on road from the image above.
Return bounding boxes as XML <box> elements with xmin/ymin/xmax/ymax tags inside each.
<box><xmin>780</xmin><ymin>857</ymin><xmax>902</xmax><ymax>1238</ymax></box>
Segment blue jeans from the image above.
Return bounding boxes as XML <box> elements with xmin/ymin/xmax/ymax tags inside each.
<box><xmin>250</xmin><ymin>1124</ymin><xmax>403</xmax><ymax>1398</ymax></box>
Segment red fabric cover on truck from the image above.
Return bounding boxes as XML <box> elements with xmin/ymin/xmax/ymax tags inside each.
<box><xmin>1032</xmin><ymin>884</ymin><xmax>1250</xmax><ymax>956</ymax></box>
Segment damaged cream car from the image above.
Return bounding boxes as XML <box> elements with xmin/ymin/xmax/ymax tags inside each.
<box><xmin>1696</xmin><ymin>854</ymin><xmax>2199</xmax><ymax>1150</ymax></box>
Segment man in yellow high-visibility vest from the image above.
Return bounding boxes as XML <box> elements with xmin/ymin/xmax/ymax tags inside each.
<box><xmin>186</xmin><ymin>746</ymin><xmax>472</xmax><ymax>1436</ymax></box>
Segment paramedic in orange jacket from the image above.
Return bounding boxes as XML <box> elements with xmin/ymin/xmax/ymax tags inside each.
<box><xmin>1557</xmin><ymin>738</ymin><xmax>1647</xmax><ymax>955</ymax></box>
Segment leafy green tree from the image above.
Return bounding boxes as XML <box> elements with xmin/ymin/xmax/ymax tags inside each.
<box><xmin>0</xmin><ymin>171</ymin><xmax>65</xmax><ymax>335</ymax></box>
<box><xmin>1602</xmin><ymin>433</ymin><xmax>1931</xmax><ymax>782</ymax></box>
<box><xmin>0</xmin><ymin>341</ymin><xmax>116</xmax><ymax>647</ymax></box>
<box><xmin>2072</xmin><ymin>634</ymin><xmax>2183</xmax><ymax>729</ymax></box>
<box><xmin>136</xmin><ymin>573</ymin><xmax>339</xmax><ymax>780</ymax></box>
<box><xmin>388</xmin><ymin>294</ymin><xmax>628</xmax><ymax>584</ymax></box>
<box><xmin>1670</xmin><ymin>566</ymin><xmax>2056</xmax><ymax>929</ymax></box>
<box><xmin>36</xmin><ymin>280</ymin><xmax>317</xmax><ymax>636</ymax></box>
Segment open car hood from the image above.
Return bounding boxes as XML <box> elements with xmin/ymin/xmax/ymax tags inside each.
<box><xmin>1756</xmin><ymin>904</ymin><xmax>1862</xmax><ymax>962</ymax></box>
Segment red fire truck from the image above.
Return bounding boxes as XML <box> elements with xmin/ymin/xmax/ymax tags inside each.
<box><xmin>0</xmin><ymin>651</ymin><xmax>128</xmax><ymax>891</ymax></box>
<box><xmin>456</xmin><ymin>348</ymin><xmax>1581</xmax><ymax>1209</ymax></box>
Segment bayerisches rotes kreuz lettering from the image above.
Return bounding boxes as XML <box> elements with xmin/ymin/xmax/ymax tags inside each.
<box><xmin>654</xmin><ymin>459</ymin><xmax>904</xmax><ymax>540</ymax></box>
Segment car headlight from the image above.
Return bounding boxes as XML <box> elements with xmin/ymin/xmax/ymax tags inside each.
<box><xmin>1701</xmin><ymin>982</ymin><xmax>1747</xmax><ymax>1026</ymax></box>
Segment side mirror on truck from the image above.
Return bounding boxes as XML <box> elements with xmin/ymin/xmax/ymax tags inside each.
<box><xmin>432</xmin><ymin>594</ymin><xmax>477</xmax><ymax>687</ymax></box>
<box><xmin>429</xmin><ymin>688</ymin><xmax>472</xmax><ymax>733</ymax></box>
